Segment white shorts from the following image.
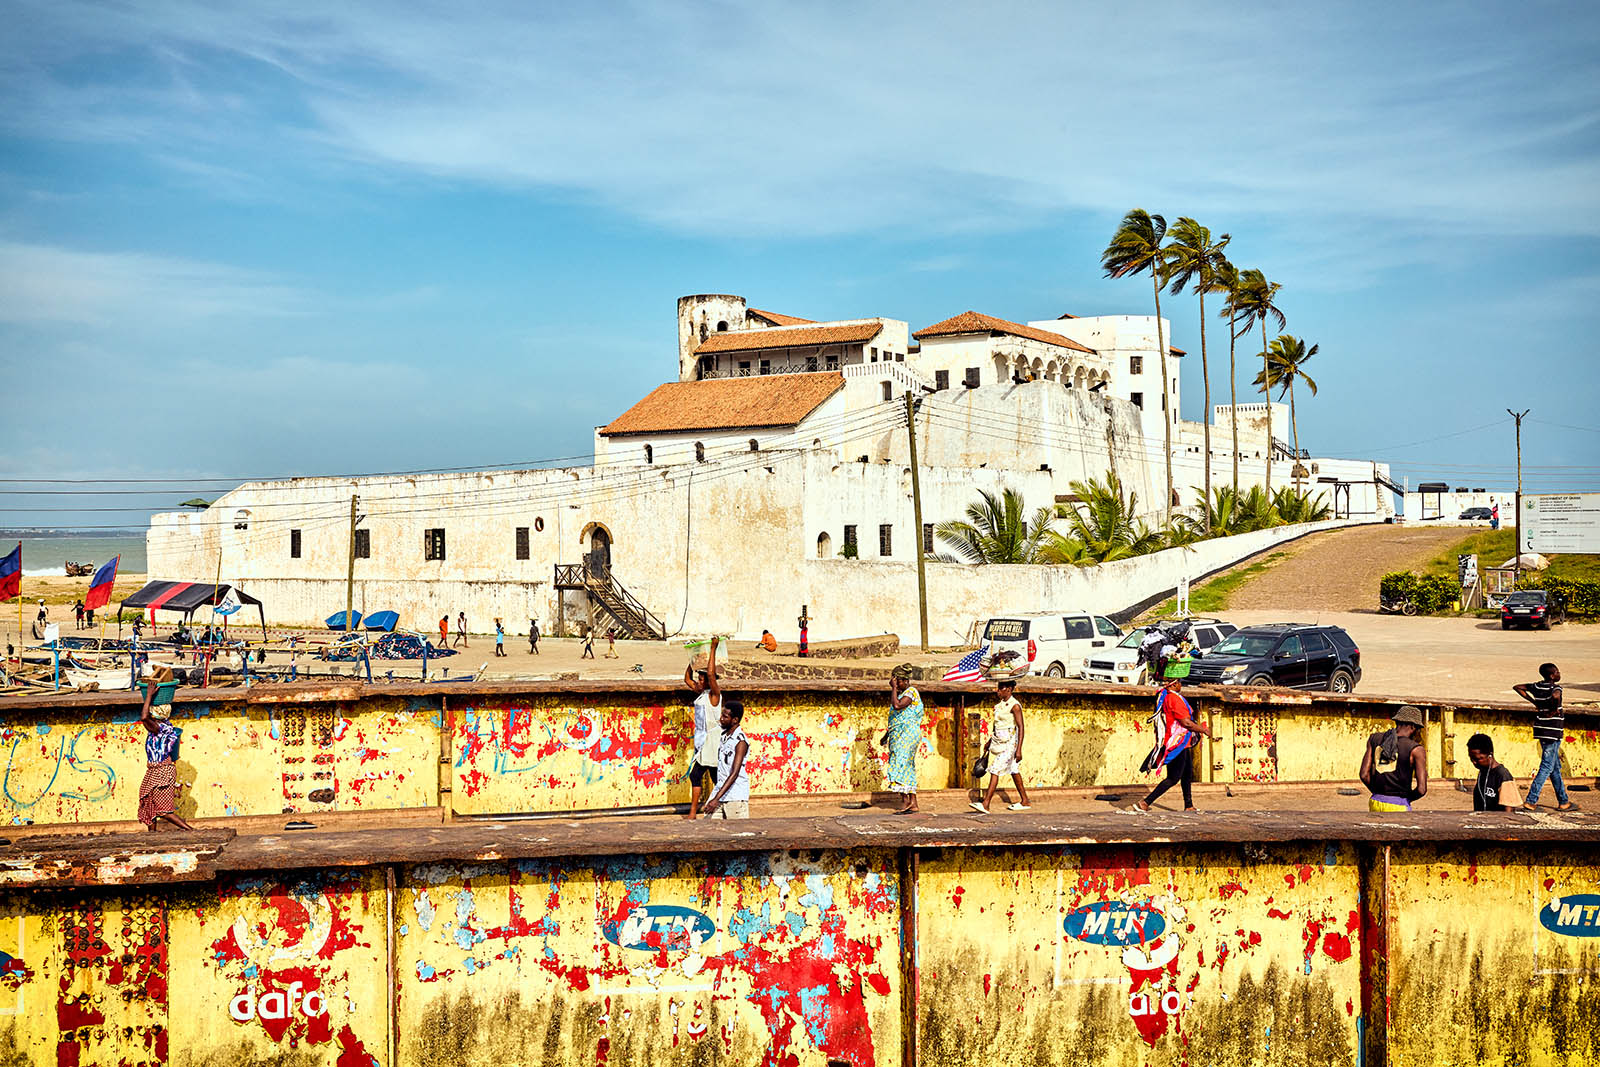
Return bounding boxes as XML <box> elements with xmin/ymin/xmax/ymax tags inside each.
<box><xmin>711</xmin><ymin>800</ymin><xmax>749</xmax><ymax>819</ymax></box>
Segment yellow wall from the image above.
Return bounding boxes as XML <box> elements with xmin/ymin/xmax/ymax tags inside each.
<box><xmin>0</xmin><ymin>837</ymin><xmax>1594</xmax><ymax>1064</ymax></box>
<box><xmin>917</xmin><ymin>844</ymin><xmax>1363</xmax><ymax>1066</ymax></box>
<box><xmin>4</xmin><ymin>685</ymin><xmax>1594</xmax><ymax>825</ymax></box>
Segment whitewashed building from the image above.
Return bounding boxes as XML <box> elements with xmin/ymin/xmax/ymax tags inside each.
<box><xmin>146</xmin><ymin>293</ymin><xmax>1397</xmax><ymax>641</ymax></box>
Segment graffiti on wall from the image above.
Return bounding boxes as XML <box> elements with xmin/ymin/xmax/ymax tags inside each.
<box><xmin>397</xmin><ymin>850</ymin><xmax>902</xmax><ymax>1065</ymax></box>
<box><xmin>918</xmin><ymin>845</ymin><xmax>1362</xmax><ymax>1064</ymax></box>
<box><xmin>452</xmin><ymin>697</ymin><xmax>936</xmax><ymax>813</ymax></box>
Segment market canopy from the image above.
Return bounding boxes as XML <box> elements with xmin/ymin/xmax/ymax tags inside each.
<box><xmin>120</xmin><ymin>581</ymin><xmax>264</xmax><ymax>623</ymax></box>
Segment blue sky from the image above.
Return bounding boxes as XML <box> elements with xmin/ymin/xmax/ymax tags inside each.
<box><xmin>2</xmin><ymin>0</ymin><xmax>1598</xmax><ymax>529</ymax></box>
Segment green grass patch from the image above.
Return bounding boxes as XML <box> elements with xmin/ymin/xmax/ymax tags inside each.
<box><xmin>1144</xmin><ymin>551</ymin><xmax>1290</xmax><ymax>620</ymax></box>
<box><xmin>1420</xmin><ymin>527</ymin><xmax>1600</xmax><ymax>582</ymax></box>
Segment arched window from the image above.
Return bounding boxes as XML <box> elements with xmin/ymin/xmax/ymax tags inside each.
<box><xmin>748</xmin><ymin>438</ymin><xmax>759</xmax><ymax>452</ymax></box>
<box><xmin>716</xmin><ymin>320</ymin><xmax>729</xmax><ymax>332</ymax></box>
<box><xmin>233</xmin><ymin>508</ymin><xmax>250</xmax><ymax>531</ymax></box>
<box><xmin>817</xmin><ymin>532</ymin><xmax>833</xmax><ymax>558</ymax></box>
<box><xmin>695</xmin><ymin>441</ymin><xmax>706</xmax><ymax>463</ymax></box>
<box><xmin>643</xmin><ymin>444</ymin><xmax>653</xmax><ymax>464</ymax></box>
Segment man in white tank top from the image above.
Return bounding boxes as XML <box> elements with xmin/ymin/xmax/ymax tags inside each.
<box><xmin>702</xmin><ymin>701</ymin><xmax>750</xmax><ymax>820</ymax></box>
<box><xmin>684</xmin><ymin>636</ymin><xmax>723</xmax><ymax>818</ymax></box>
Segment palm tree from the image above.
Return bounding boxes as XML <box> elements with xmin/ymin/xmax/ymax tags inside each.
<box><xmin>1209</xmin><ymin>259</ymin><xmax>1243</xmax><ymax>494</ymax></box>
<box><xmin>1165</xmin><ymin>219</ymin><xmax>1231</xmax><ymax>532</ymax></box>
<box><xmin>1254</xmin><ymin>334</ymin><xmax>1320</xmax><ymax>487</ymax></box>
<box><xmin>1044</xmin><ymin>474</ymin><xmax>1168</xmax><ymax>565</ymax></box>
<box><xmin>1176</xmin><ymin>484</ymin><xmax>1278</xmax><ymax>539</ymax></box>
<box><xmin>1101</xmin><ymin>210</ymin><xmax>1174</xmax><ymax>525</ymax></box>
<box><xmin>935</xmin><ymin>487</ymin><xmax>1056</xmax><ymax>564</ymax></box>
<box><xmin>1272</xmin><ymin>486</ymin><xmax>1332</xmax><ymax>524</ymax></box>
<box><xmin>1230</xmin><ymin>268</ymin><xmax>1286</xmax><ymax>494</ymax></box>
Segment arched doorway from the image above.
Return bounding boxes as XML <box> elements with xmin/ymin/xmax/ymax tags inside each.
<box><xmin>581</xmin><ymin>523</ymin><xmax>613</xmax><ymax>578</ymax></box>
<box><xmin>817</xmin><ymin>532</ymin><xmax>833</xmax><ymax>558</ymax></box>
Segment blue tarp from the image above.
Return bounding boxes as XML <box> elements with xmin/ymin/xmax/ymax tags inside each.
<box><xmin>364</xmin><ymin>610</ymin><xmax>400</xmax><ymax>632</ymax></box>
<box><xmin>326</xmin><ymin>610</ymin><xmax>363</xmax><ymax>630</ymax></box>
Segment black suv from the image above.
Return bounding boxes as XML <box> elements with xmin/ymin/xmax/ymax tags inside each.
<box><xmin>1501</xmin><ymin>589</ymin><xmax>1560</xmax><ymax>630</ymax></box>
<box><xmin>1185</xmin><ymin>623</ymin><xmax>1362</xmax><ymax>692</ymax></box>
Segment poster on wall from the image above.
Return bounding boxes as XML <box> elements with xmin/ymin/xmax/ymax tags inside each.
<box><xmin>1522</xmin><ymin>493</ymin><xmax>1600</xmax><ymax>554</ymax></box>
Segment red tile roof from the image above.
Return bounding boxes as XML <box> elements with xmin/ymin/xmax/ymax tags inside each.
<box><xmin>747</xmin><ymin>308</ymin><xmax>816</xmax><ymax>327</ymax></box>
<box><xmin>694</xmin><ymin>321</ymin><xmax>882</xmax><ymax>354</ymax></box>
<box><xmin>600</xmin><ymin>373</ymin><xmax>845</xmax><ymax>436</ymax></box>
<box><xmin>915</xmin><ymin>311</ymin><xmax>1096</xmax><ymax>355</ymax></box>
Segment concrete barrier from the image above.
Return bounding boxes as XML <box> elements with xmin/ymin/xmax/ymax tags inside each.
<box><xmin>0</xmin><ymin>811</ymin><xmax>1593</xmax><ymax>1064</ymax></box>
<box><xmin>3</xmin><ymin>680</ymin><xmax>1595</xmax><ymax>826</ymax></box>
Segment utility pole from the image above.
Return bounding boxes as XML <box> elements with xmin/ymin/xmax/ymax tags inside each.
<box><xmin>905</xmin><ymin>391</ymin><xmax>929</xmax><ymax>651</ymax></box>
<box><xmin>345</xmin><ymin>494</ymin><xmax>359</xmax><ymax>633</ymax></box>
<box><xmin>1507</xmin><ymin>409</ymin><xmax>1528</xmax><ymax>591</ymax></box>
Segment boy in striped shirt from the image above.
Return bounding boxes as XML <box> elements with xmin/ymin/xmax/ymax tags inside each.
<box><xmin>1514</xmin><ymin>662</ymin><xmax>1577</xmax><ymax>812</ymax></box>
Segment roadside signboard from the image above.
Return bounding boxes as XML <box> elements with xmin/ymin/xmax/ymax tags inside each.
<box><xmin>1522</xmin><ymin>493</ymin><xmax>1600</xmax><ymax>554</ymax></box>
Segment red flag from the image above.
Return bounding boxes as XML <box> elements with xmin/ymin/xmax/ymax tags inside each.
<box><xmin>85</xmin><ymin>555</ymin><xmax>119</xmax><ymax>612</ymax></box>
<box><xmin>0</xmin><ymin>542</ymin><xmax>19</xmax><ymax>602</ymax></box>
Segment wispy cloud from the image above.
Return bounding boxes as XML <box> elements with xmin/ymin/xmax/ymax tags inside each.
<box><xmin>5</xmin><ymin>1</ymin><xmax>1597</xmax><ymax>244</ymax></box>
<box><xmin>0</xmin><ymin>241</ymin><xmax>312</xmax><ymax>326</ymax></box>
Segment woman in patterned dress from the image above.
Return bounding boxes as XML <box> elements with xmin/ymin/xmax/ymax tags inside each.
<box><xmin>882</xmin><ymin>664</ymin><xmax>926</xmax><ymax>815</ymax></box>
<box><xmin>137</xmin><ymin>682</ymin><xmax>194</xmax><ymax>832</ymax></box>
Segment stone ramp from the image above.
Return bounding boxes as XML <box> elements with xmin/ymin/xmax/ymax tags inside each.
<box><xmin>1223</xmin><ymin>524</ymin><xmax>1468</xmax><ymax>612</ymax></box>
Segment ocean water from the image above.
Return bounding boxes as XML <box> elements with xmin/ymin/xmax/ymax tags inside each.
<box><xmin>7</xmin><ymin>535</ymin><xmax>148</xmax><ymax>576</ymax></box>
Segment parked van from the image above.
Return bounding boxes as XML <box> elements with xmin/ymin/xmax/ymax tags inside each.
<box><xmin>980</xmin><ymin>612</ymin><xmax>1124</xmax><ymax>678</ymax></box>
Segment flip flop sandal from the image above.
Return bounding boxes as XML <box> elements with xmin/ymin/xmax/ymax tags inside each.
<box><xmin>969</xmin><ymin>803</ymin><xmax>989</xmax><ymax>814</ymax></box>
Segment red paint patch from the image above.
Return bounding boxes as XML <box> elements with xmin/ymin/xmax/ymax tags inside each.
<box><xmin>983</xmin><ymin>973</ymin><xmax>992</xmax><ymax>996</ymax></box>
<box><xmin>1217</xmin><ymin>882</ymin><xmax>1247</xmax><ymax>899</ymax></box>
<box><xmin>335</xmin><ymin>1023</ymin><xmax>376</xmax><ymax>1067</ymax></box>
<box><xmin>867</xmin><ymin>973</ymin><xmax>891</xmax><ymax>996</ymax></box>
<box><xmin>951</xmin><ymin>886</ymin><xmax>964</xmax><ymax>909</ymax></box>
<box><xmin>1076</xmin><ymin>849</ymin><xmax>1152</xmax><ymax>894</ymax></box>
<box><xmin>1322</xmin><ymin>932</ymin><xmax>1352</xmax><ymax>962</ymax></box>
<box><xmin>1268</xmin><ymin>908</ymin><xmax>1293</xmax><ymax>921</ymax></box>
<box><xmin>1298</xmin><ymin>865</ymin><xmax>1314</xmax><ymax>885</ymax></box>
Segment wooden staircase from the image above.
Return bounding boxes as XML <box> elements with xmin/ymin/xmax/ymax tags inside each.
<box><xmin>554</xmin><ymin>560</ymin><xmax>667</xmax><ymax>641</ymax></box>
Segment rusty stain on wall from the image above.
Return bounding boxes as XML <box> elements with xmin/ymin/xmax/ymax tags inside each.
<box><xmin>396</xmin><ymin>850</ymin><xmax>902</xmax><ymax>1065</ymax></box>
<box><xmin>917</xmin><ymin>844</ymin><xmax>1361</xmax><ymax>1066</ymax></box>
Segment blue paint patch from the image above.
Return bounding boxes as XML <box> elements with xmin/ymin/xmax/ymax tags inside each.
<box><xmin>416</xmin><ymin>961</ymin><xmax>436</xmax><ymax>981</ymax></box>
<box><xmin>783</xmin><ymin>911</ymin><xmax>806</xmax><ymax>936</ymax></box>
<box><xmin>398</xmin><ymin>924</ymin><xmax>409</xmax><ymax>936</ymax></box>
<box><xmin>603</xmin><ymin>905</ymin><xmax>716</xmax><ymax>953</ymax></box>
<box><xmin>1324</xmin><ymin>844</ymin><xmax>1339</xmax><ymax>868</ymax></box>
<box><xmin>798</xmin><ymin>874</ymin><xmax>835</xmax><ymax>913</ymax></box>
<box><xmin>797</xmin><ymin>983</ymin><xmax>832</xmax><ymax>1047</ymax></box>
<box><xmin>818</xmin><ymin>933</ymin><xmax>836</xmax><ymax>958</ymax></box>
<box><xmin>1541</xmin><ymin>895</ymin><xmax>1600</xmax><ymax>937</ymax></box>
<box><xmin>730</xmin><ymin>901</ymin><xmax>775</xmax><ymax>942</ymax></box>
<box><xmin>1063</xmin><ymin>901</ymin><xmax>1166</xmax><ymax>946</ymax></box>
<box><xmin>34</xmin><ymin>724</ymin><xmax>50</xmax><ymax>735</ymax></box>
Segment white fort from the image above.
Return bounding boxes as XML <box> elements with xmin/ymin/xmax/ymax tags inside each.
<box><xmin>148</xmin><ymin>294</ymin><xmax>1394</xmax><ymax>641</ymax></box>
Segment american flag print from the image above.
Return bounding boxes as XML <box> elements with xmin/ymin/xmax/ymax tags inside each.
<box><xmin>943</xmin><ymin>645</ymin><xmax>988</xmax><ymax>682</ymax></box>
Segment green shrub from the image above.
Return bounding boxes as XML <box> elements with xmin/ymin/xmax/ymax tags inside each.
<box><xmin>1378</xmin><ymin>570</ymin><xmax>1461</xmax><ymax>613</ymax></box>
<box><xmin>1518</xmin><ymin>575</ymin><xmax>1600</xmax><ymax>616</ymax></box>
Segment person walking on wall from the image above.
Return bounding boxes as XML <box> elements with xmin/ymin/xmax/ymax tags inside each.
<box><xmin>1515</xmin><ymin>662</ymin><xmax>1577</xmax><ymax>811</ymax></box>
<box><xmin>684</xmin><ymin>637</ymin><xmax>723</xmax><ymax>818</ymax></box>
<box><xmin>1134</xmin><ymin>675</ymin><xmax>1212</xmax><ymax>812</ymax></box>
<box><xmin>883</xmin><ymin>664</ymin><xmax>926</xmax><ymax>815</ymax></box>
<box><xmin>581</xmin><ymin>630</ymin><xmax>595</xmax><ymax>659</ymax></box>
<box><xmin>1467</xmin><ymin>733</ymin><xmax>1522</xmax><ymax>812</ymax></box>
<box><xmin>494</xmin><ymin>618</ymin><xmax>506</xmax><ymax>657</ymax></box>
<box><xmin>529</xmin><ymin>618</ymin><xmax>540</xmax><ymax>655</ymax></box>
<box><xmin>701</xmin><ymin>700</ymin><xmax>749</xmax><ymax>820</ymax></box>
<box><xmin>455</xmin><ymin>611</ymin><xmax>468</xmax><ymax>647</ymax></box>
<box><xmin>439</xmin><ymin>615</ymin><xmax>449</xmax><ymax>649</ymax></box>
<box><xmin>136</xmin><ymin>678</ymin><xmax>194</xmax><ymax>832</ymax></box>
<box><xmin>605</xmin><ymin>627</ymin><xmax>618</xmax><ymax>658</ymax></box>
<box><xmin>1360</xmin><ymin>705</ymin><xmax>1428</xmax><ymax>812</ymax></box>
<box><xmin>971</xmin><ymin>677</ymin><xmax>1031</xmax><ymax>814</ymax></box>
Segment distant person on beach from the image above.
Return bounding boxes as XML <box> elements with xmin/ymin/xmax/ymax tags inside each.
<box><xmin>439</xmin><ymin>615</ymin><xmax>449</xmax><ymax>648</ymax></box>
<box><xmin>684</xmin><ymin>638</ymin><xmax>723</xmax><ymax>818</ymax></box>
<box><xmin>883</xmin><ymin>664</ymin><xmax>925</xmax><ymax>815</ymax></box>
<box><xmin>455</xmin><ymin>612</ymin><xmax>468</xmax><ymax>647</ymax></box>
<box><xmin>1467</xmin><ymin>734</ymin><xmax>1521</xmax><ymax>812</ymax></box>
<box><xmin>494</xmin><ymin>618</ymin><xmax>506</xmax><ymax>657</ymax></box>
<box><xmin>759</xmin><ymin>629</ymin><xmax>778</xmax><ymax>653</ymax></box>
<box><xmin>137</xmin><ymin>677</ymin><xmax>194</xmax><ymax>832</ymax></box>
<box><xmin>971</xmin><ymin>677</ymin><xmax>1031</xmax><ymax>814</ymax></box>
<box><xmin>1515</xmin><ymin>662</ymin><xmax>1576</xmax><ymax>811</ymax></box>
<box><xmin>701</xmin><ymin>700</ymin><xmax>749</xmax><ymax>820</ymax></box>
<box><xmin>529</xmin><ymin>618</ymin><xmax>540</xmax><ymax>655</ymax></box>
<box><xmin>1360</xmin><ymin>705</ymin><xmax>1428</xmax><ymax>812</ymax></box>
<box><xmin>74</xmin><ymin>600</ymin><xmax>85</xmax><ymax>629</ymax></box>
<box><xmin>1134</xmin><ymin>675</ymin><xmax>1212</xmax><ymax>813</ymax></box>
<box><xmin>582</xmin><ymin>631</ymin><xmax>595</xmax><ymax>659</ymax></box>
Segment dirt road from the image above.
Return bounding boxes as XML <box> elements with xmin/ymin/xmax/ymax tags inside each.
<box><xmin>1224</xmin><ymin>524</ymin><xmax>1466</xmax><ymax>612</ymax></box>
